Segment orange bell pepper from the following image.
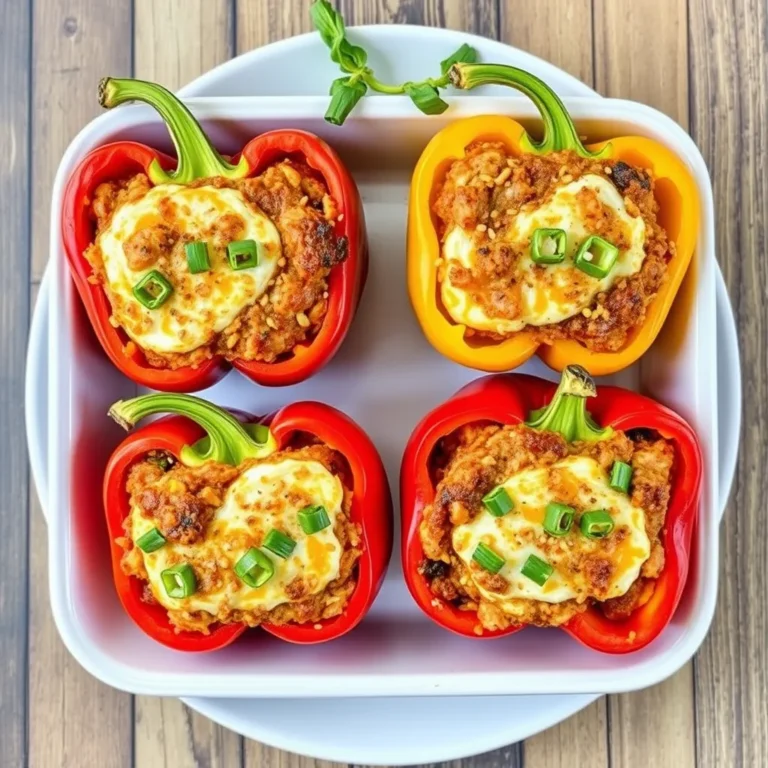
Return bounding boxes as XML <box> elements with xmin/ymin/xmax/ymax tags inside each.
<box><xmin>407</xmin><ymin>63</ymin><xmax>700</xmax><ymax>375</ymax></box>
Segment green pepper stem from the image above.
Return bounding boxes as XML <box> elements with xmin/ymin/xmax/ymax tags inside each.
<box><xmin>109</xmin><ymin>393</ymin><xmax>276</xmax><ymax>466</ymax></box>
<box><xmin>449</xmin><ymin>63</ymin><xmax>610</xmax><ymax>159</ymax></box>
<box><xmin>526</xmin><ymin>365</ymin><xmax>612</xmax><ymax>442</ymax></box>
<box><xmin>99</xmin><ymin>77</ymin><xmax>250</xmax><ymax>184</ymax></box>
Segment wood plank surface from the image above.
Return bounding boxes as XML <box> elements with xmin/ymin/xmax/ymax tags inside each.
<box><xmin>13</xmin><ymin>0</ymin><xmax>768</xmax><ymax>766</ymax></box>
<box><xmin>26</xmin><ymin>3</ymin><xmax>134</xmax><ymax>768</ymax></box>
<box><xmin>0</xmin><ymin>0</ymin><xmax>31</xmax><ymax>766</ymax></box>
<box><xmin>689</xmin><ymin>0</ymin><xmax>768</xmax><ymax>766</ymax></box>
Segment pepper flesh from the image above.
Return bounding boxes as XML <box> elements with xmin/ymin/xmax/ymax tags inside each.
<box><xmin>400</xmin><ymin>368</ymin><xmax>702</xmax><ymax>653</ymax></box>
<box><xmin>407</xmin><ymin>63</ymin><xmax>700</xmax><ymax>376</ymax></box>
<box><xmin>63</xmin><ymin>77</ymin><xmax>367</xmax><ymax>392</ymax></box>
<box><xmin>104</xmin><ymin>395</ymin><xmax>392</xmax><ymax>651</ymax></box>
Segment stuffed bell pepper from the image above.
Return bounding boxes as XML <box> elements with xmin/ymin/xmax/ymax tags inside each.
<box><xmin>401</xmin><ymin>366</ymin><xmax>702</xmax><ymax>653</ymax></box>
<box><xmin>408</xmin><ymin>64</ymin><xmax>699</xmax><ymax>375</ymax></box>
<box><xmin>105</xmin><ymin>394</ymin><xmax>391</xmax><ymax>650</ymax></box>
<box><xmin>63</xmin><ymin>78</ymin><xmax>366</xmax><ymax>392</ymax></box>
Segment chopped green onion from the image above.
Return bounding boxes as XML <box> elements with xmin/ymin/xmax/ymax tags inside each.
<box><xmin>263</xmin><ymin>529</ymin><xmax>296</xmax><ymax>559</ymax></box>
<box><xmin>298</xmin><ymin>505</ymin><xmax>331</xmax><ymax>534</ymax></box>
<box><xmin>136</xmin><ymin>527</ymin><xmax>166</xmax><ymax>553</ymax></box>
<box><xmin>472</xmin><ymin>542</ymin><xmax>505</xmax><ymax>574</ymax></box>
<box><xmin>521</xmin><ymin>554</ymin><xmax>554</xmax><ymax>586</ymax></box>
<box><xmin>234</xmin><ymin>548</ymin><xmax>275</xmax><ymax>588</ymax></box>
<box><xmin>161</xmin><ymin>563</ymin><xmax>196</xmax><ymax>598</ymax></box>
<box><xmin>185</xmin><ymin>241</ymin><xmax>211</xmax><ymax>273</ymax></box>
<box><xmin>574</xmin><ymin>235</ymin><xmax>619</xmax><ymax>278</ymax></box>
<box><xmin>227</xmin><ymin>239</ymin><xmax>261</xmax><ymax>270</ymax></box>
<box><xmin>580</xmin><ymin>510</ymin><xmax>615</xmax><ymax>539</ymax></box>
<box><xmin>531</xmin><ymin>227</ymin><xmax>567</xmax><ymax>264</ymax></box>
<box><xmin>132</xmin><ymin>270</ymin><xmax>173</xmax><ymax>309</ymax></box>
<box><xmin>326</xmin><ymin>77</ymin><xmax>367</xmax><ymax>125</ymax></box>
<box><xmin>543</xmin><ymin>502</ymin><xmax>575</xmax><ymax>537</ymax></box>
<box><xmin>609</xmin><ymin>461</ymin><xmax>633</xmax><ymax>493</ymax></box>
<box><xmin>482</xmin><ymin>486</ymin><xmax>514</xmax><ymax>517</ymax></box>
<box><xmin>404</xmin><ymin>82</ymin><xmax>449</xmax><ymax>115</ymax></box>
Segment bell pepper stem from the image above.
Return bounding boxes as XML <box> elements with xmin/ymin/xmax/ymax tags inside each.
<box><xmin>109</xmin><ymin>393</ymin><xmax>277</xmax><ymax>466</ymax></box>
<box><xmin>449</xmin><ymin>63</ymin><xmax>611</xmax><ymax>159</ymax></box>
<box><xmin>526</xmin><ymin>365</ymin><xmax>612</xmax><ymax>442</ymax></box>
<box><xmin>99</xmin><ymin>77</ymin><xmax>250</xmax><ymax>184</ymax></box>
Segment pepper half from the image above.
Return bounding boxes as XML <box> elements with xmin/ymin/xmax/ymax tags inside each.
<box><xmin>63</xmin><ymin>78</ymin><xmax>367</xmax><ymax>392</ymax></box>
<box><xmin>400</xmin><ymin>366</ymin><xmax>702</xmax><ymax>653</ymax></box>
<box><xmin>407</xmin><ymin>63</ymin><xmax>700</xmax><ymax>376</ymax></box>
<box><xmin>105</xmin><ymin>394</ymin><xmax>392</xmax><ymax>650</ymax></box>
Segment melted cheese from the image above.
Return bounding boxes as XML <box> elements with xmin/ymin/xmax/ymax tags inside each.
<box><xmin>99</xmin><ymin>184</ymin><xmax>281</xmax><ymax>354</ymax></box>
<box><xmin>452</xmin><ymin>456</ymin><xmax>650</xmax><ymax>614</ymax></box>
<box><xmin>441</xmin><ymin>174</ymin><xmax>647</xmax><ymax>333</ymax></box>
<box><xmin>130</xmin><ymin>458</ymin><xmax>344</xmax><ymax>615</ymax></box>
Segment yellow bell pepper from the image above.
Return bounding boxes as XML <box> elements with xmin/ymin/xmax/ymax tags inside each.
<box><xmin>407</xmin><ymin>63</ymin><xmax>700</xmax><ymax>376</ymax></box>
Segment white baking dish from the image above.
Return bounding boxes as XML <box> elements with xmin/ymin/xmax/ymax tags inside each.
<box><xmin>44</xmin><ymin>94</ymin><xmax>717</xmax><ymax>697</ymax></box>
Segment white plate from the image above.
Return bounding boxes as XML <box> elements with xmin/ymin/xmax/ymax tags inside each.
<box><xmin>25</xmin><ymin>25</ymin><xmax>741</xmax><ymax>765</ymax></box>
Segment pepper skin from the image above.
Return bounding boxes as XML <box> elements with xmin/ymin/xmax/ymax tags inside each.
<box><xmin>401</xmin><ymin>366</ymin><xmax>702</xmax><ymax>653</ymax></box>
<box><xmin>407</xmin><ymin>64</ymin><xmax>699</xmax><ymax>376</ymax></box>
<box><xmin>105</xmin><ymin>394</ymin><xmax>391</xmax><ymax>651</ymax></box>
<box><xmin>63</xmin><ymin>78</ymin><xmax>366</xmax><ymax>392</ymax></box>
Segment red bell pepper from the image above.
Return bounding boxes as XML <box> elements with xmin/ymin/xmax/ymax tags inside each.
<box><xmin>62</xmin><ymin>78</ymin><xmax>366</xmax><ymax>392</ymax></box>
<box><xmin>104</xmin><ymin>394</ymin><xmax>391</xmax><ymax>651</ymax></box>
<box><xmin>401</xmin><ymin>366</ymin><xmax>703</xmax><ymax>653</ymax></box>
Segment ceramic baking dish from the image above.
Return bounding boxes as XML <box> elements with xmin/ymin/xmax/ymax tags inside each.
<box><xmin>42</xmin><ymin>95</ymin><xmax>718</xmax><ymax>697</ymax></box>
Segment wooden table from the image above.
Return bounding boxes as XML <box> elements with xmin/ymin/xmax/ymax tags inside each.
<box><xmin>3</xmin><ymin>0</ymin><xmax>764</xmax><ymax>766</ymax></box>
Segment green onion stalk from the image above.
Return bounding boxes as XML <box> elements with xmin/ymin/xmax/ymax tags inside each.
<box><xmin>109</xmin><ymin>393</ymin><xmax>277</xmax><ymax>466</ymax></box>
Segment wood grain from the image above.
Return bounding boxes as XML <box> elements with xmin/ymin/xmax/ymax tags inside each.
<box><xmin>134</xmin><ymin>0</ymin><xmax>234</xmax><ymax>90</ymax></box>
<box><xmin>131</xmin><ymin>2</ymin><xmax>242</xmax><ymax>764</ymax></box>
<box><xmin>500</xmin><ymin>0</ymin><xmax>593</xmax><ymax>84</ymax></box>
<box><xmin>339</xmin><ymin>0</ymin><xmax>499</xmax><ymax>36</ymax></box>
<box><xmin>26</xmin><ymin>3</ymin><xmax>134</xmax><ymax>767</ymax></box>
<box><xmin>30</xmin><ymin>0</ymin><xmax>132</xmax><ymax>283</ymax></box>
<box><xmin>0</xmin><ymin>0</ymin><xmax>31</xmax><ymax>765</ymax></box>
<box><xmin>135</xmin><ymin>698</ymin><xmax>243</xmax><ymax>768</ymax></box>
<box><xmin>689</xmin><ymin>0</ymin><xmax>768</xmax><ymax>766</ymax></box>
<box><xmin>594</xmin><ymin>0</ymin><xmax>689</xmax><ymax>125</ymax></box>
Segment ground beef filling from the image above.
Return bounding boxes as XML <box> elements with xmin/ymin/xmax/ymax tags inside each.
<box><xmin>86</xmin><ymin>159</ymin><xmax>347</xmax><ymax>369</ymax></box>
<box><xmin>121</xmin><ymin>443</ymin><xmax>361</xmax><ymax>633</ymax></box>
<box><xmin>433</xmin><ymin>143</ymin><xmax>671</xmax><ymax>352</ymax></box>
<box><xmin>419</xmin><ymin>423</ymin><xmax>674</xmax><ymax>633</ymax></box>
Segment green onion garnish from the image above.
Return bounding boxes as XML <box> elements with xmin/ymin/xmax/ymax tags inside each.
<box><xmin>609</xmin><ymin>461</ymin><xmax>633</xmax><ymax>493</ymax></box>
<box><xmin>298</xmin><ymin>505</ymin><xmax>331</xmax><ymax>535</ymax></box>
<box><xmin>160</xmin><ymin>563</ymin><xmax>196</xmax><ymax>598</ymax></box>
<box><xmin>531</xmin><ymin>227</ymin><xmax>567</xmax><ymax>264</ymax></box>
<box><xmin>472</xmin><ymin>542</ymin><xmax>505</xmax><ymax>574</ymax></box>
<box><xmin>573</xmin><ymin>235</ymin><xmax>619</xmax><ymax>278</ymax></box>
<box><xmin>263</xmin><ymin>529</ymin><xmax>296</xmax><ymax>559</ymax></box>
<box><xmin>482</xmin><ymin>486</ymin><xmax>514</xmax><ymax>517</ymax></box>
<box><xmin>227</xmin><ymin>239</ymin><xmax>261</xmax><ymax>270</ymax></box>
<box><xmin>521</xmin><ymin>554</ymin><xmax>554</xmax><ymax>586</ymax></box>
<box><xmin>185</xmin><ymin>241</ymin><xmax>211</xmax><ymax>273</ymax></box>
<box><xmin>132</xmin><ymin>270</ymin><xmax>173</xmax><ymax>309</ymax></box>
<box><xmin>234</xmin><ymin>547</ymin><xmax>275</xmax><ymax>588</ymax></box>
<box><xmin>136</xmin><ymin>527</ymin><xmax>166</xmax><ymax>553</ymax></box>
<box><xmin>580</xmin><ymin>510</ymin><xmax>615</xmax><ymax>539</ymax></box>
<box><xmin>543</xmin><ymin>502</ymin><xmax>575</xmax><ymax>537</ymax></box>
